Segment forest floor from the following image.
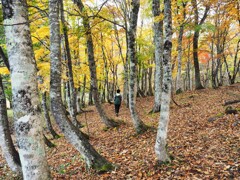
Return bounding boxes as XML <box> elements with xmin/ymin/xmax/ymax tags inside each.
<box><xmin>0</xmin><ymin>84</ymin><xmax>240</xmax><ymax>179</ymax></box>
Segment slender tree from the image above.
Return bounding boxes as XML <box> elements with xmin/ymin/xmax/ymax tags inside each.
<box><xmin>191</xmin><ymin>0</ymin><xmax>210</xmax><ymax>89</ymax></box>
<box><xmin>73</xmin><ymin>0</ymin><xmax>118</xmax><ymax>128</ymax></box>
<box><xmin>151</xmin><ymin>0</ymin><xmax>163</xmax><ymax>113</ymax></box>
<box><xmin>224</xmin><ymin>39</ymin><xmax>240</xmax><ymax>85</ymax></box>
<box><xmin>60</xmin><ymin>0</ymin><xmax>82</xmax><ymax>128</ymax></box>
<box><xmin>175</xmin><ymin>1</ymin><xmax>187</xmax><ymax>93</ymax></box>
<box><xmin>0</xmin><ymin>76</ymin><xmax>22</xmax><ymax>174</ymax></box>
<box><xmin>127</xmin><ymin>0</ymin><xmax>146</xmax><ymax>133</ymax></box>
<box><xmin>41</xmin><ymin>91</ymin><xmax>60</xmax><ymax>139</ymax></box>
<box><xmin>0</xmin><ymin>48</ymin><xmax>21</xmax><ymax>174</ymax></box>
<box><xmin>49</xmin><ymin>0</ymin><xmax>113</xmax><ymax>170</ymax></box>
<box><xmin>2</xmin><ymin>0</ymin><xmax>51</xmax><ymax>179</ymax></box>
<box><xmin>155</xmin><ymin>0</ymin><xmax>173</xmax><ymax>163</ymax></box>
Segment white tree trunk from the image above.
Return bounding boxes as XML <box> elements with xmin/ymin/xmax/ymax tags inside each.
<box><xmin>152</xmin><ymin>0</ymin><xmax>163</xmax><ymax>113</ymax></box>
<box><xmin>155</xmin><ymin>0</ymin><xmax>172</xmax><ymax>163</ymax></box>
<box><xmin>49</xmin><ymin>0</ymin><xmax>113</xmax><ymax>170</ymax></box>
<box><xmin>2</xmin><ymin>1</ymin><xmax>51</xmax><ymax>179</ymax></box>
<box><xmin>128</xmin><ymin>0</ymin><xmax>146</xmax><ymax>134</ymax></box>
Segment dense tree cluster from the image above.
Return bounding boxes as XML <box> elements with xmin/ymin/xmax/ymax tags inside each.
<box><xmin>0</xmin><ymin>0</ymin><xmax>239</xmax><ymax>179</ymax></box>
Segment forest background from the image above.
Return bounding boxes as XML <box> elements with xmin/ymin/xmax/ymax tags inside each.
<box><xmin>0</xmin><ymin>0</ymin><xmax>239</xmax><ymax>179</ymax></box>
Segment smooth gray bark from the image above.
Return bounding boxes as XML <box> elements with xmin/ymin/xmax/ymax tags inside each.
<box><xmin>2</xmin><ymin>0</ymin><xmax>51</xmax><ymax>179</ymax></box>
<box><xmin>151</xmin><ymin>0</ymin><xmax>163</xmax><ymax>113</ymax></box>
<box><xmin>49</xmin><ymin>0</ymin><xmax>113</xmax><ymax>170</ymax></box>
<box><xmin>128</xmin><ymin>0</ymin><xmax>146</xmax><ymax>133</ymax></box>
<box><xmin>155</xmin><ymin>0</ymin><xmax>173</xmax><ymax>163</ymax></box>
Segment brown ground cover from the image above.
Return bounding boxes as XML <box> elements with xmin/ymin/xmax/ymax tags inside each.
<box><xmin>0</xmin><ymin>84</ymin><xmax>239</xmax><ymax>179</ymax></box>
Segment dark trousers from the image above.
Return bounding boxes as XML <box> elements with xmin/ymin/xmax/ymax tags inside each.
<box><xmin>115</xmin><ymin>104</ymin><xmax>121</xmax><ymax>114</ymax></box>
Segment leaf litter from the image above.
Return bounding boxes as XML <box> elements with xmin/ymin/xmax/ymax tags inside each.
<box><xmin>0</xmin><ymin>84</ymin><xmax>239</xmax><ymax>179</ymax></box>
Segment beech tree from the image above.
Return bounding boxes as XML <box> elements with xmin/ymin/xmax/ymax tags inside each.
<box><xmin>127</xmin><ymin>0</ymin><xmax>146</xmax><ymax>134</ymax></box>
<box><xmin>72</xmin><ymin>0</ymin><xmax>118</xmax><ymax>128</ymax></box>
<box><xmin>1</xmin><ymin>0</ymin><xmax>51</xmax><ymax>179</ymax></box>
<box><xmin>155</xmin><ymin>0</ymin><xmax>173</xmax><ymax>163</ymax></box>
<box><xmin>151</xmin><ymin>0</ymin><xmax>163</xmax><ymax>113</ymax></box>
<box><xmin>49</xmin><ymin>0</ymin><xmax>113</xmax><ymax>170</ymax></box>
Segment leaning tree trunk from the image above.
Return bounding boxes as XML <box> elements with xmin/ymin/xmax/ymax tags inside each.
<box><xmin>151</xmin><ymin>0</ymin><xmax>163</xmax><ymax>113</ymax></box>
<box><xmin>0</xmin><ymin>74</ymin><xmax>21</xmax><ymax>175</ymax></box>
<box><xmin>2</xmin><ymin>1</ymin><xmax>51</xmax><ymax>179</ymax></box>
<box><xmin>0</xmin><ymin>46</ymin><xmax>21</xmax><ymax>174</ymax></box>
<box><xmin>155</xmin><ymin>0</ymin><xmax>172</xmax><ymax>163</ymax></box>
<box><xmin>73</xmin><ymin>0</ymin><xmax>118</xmax><ymax>128</ymax></box>
<box><xmin>41</xmin><ymin>92</ymin><xmax>60</xmax><ymax>139</ymax></box>
<box><xmin>49</xmin><ymin>0</ymin><xmax>113</xmax><ymax>170</ymax></box>
<box><xmin>128</xmin><ymin>0</ymin><xmax>146</xmax><ymax>134</ymax></box>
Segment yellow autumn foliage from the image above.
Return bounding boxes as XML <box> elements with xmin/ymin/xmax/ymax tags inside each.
<box><xmin>32</xmin><ymin>26</ymin><xmax>50</xmax><ymax>43</ymax></box>
<box><xmin>35</xmin><ymin>48</ymin><xmax>49</xmax><ymax>61</ymax></box>
<box><xmin>0</xmin><ymin>67</ymin><xmax>10</xmax><ymax>75</ymax></box>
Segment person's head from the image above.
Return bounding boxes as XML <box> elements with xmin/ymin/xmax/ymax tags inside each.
<box><xmin>117</xmin><ymin>89</ymin><xmax>120</xmax><ymax>93</ymax></box>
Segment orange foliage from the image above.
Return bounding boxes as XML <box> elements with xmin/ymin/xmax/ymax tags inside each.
<box><xmin>199</xmin><ymin>50</ymin><xmax>211</xmax><ymax>64</ymax></box>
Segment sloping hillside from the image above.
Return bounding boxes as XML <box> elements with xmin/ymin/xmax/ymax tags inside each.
<box><xmin>0</xmin><ymin>84</ymin><xmax>239</xmax><ymax>179</ymax></box>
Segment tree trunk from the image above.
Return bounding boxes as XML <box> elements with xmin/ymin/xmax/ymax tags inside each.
<box><xmin>2</xmin><ymin>1</ymin><xmax>51</xmax><ymax>179</ymax></box>
<box><xmin>43</xmin><ymin>134</ymin><xmax>55</xmax><ymax>148</ymax></box>
<box><xmin>100</xmin><ymin>32</ymin><xmax>110</xmax><ymax>103</ymax></box>
<box><xmin>224</xmin><ymin>39</ymin><xmax>240</xmax><ymax>84</ymax></box>
<box><xmin>155</xmin><ymin>0</ymin><xmax>172</xmax><ymax>163</ymax></box>
<box><xmin>120</xmin><ymin>3</ymin><xmax>130</xmax><ymax>108</ymax></box>
<box><xmin>0</xmin><ymin>46</ymin><xmax>10</xmax><ymax>69</ymax></box>
<box><xmin>88</xmin><ymin>85</ymin><xmax>93</xmax><ymax>105</ymax></box>
<box><xmin>123</xmin><ymin>63</ymin><xmax>129</xmax><ymax>107</ymax></box>
<box><xmin>128</xmin><ymin>0</ymin><xmax>146</xmax><ymax>134</ymax></box>
<box><xmin>60</xmin><ymin>0</ymin><xmax>82</xmax><ymax>128</ymax></box>
<box><xmin>81</xmin><ymin>75</ymin><xmax>86</xmax><ymax>108</ymax></box>
<box><xmin>76</xmin><ymin>88</ymin><xmax>82</xmax><ymax>113</ymax></box>
<box><xmin>176</xmin><ymin>24</ymin><xmax>184</xmax><ymax>92</ymax></box>
<box><xmin>49</xmin><ymin>0</ymin><xmax>113</xmax><ymax>171</ymax></box>
<box><xmin>0</xmin><ymin>74</ymin><xmax>22</xmax><ymax>174</ymax></box>
<box><xmin>73</xmin><ymin>0</ymin><xmax>118</xmax><ymax>128</ymax></box>
<box><xmin>148</xmin><ymin>59</ymin><xmax>154</xmax><ymax>96</ymax></box>
<box><xmin>192</xmin><ymin>31</ymin><xmax>204</xmax><ymax>89</ymax></box>
<box><xmin>151</xmin><ymin>0</ymin><xmax>163</xmax><ymax>113</ymax></box>
<box><xmin>175</xmin><ymin>2</ymin><xmax>187</xmax><ymax>93</ymax></box>
<box><xmin>191</xmin><ymin>0</ymin><xmax>210</xmax><ymax>90</ymax></box>
<box><xmin>41</xmin><ymin>92</ymin><xmax>60</xmax><ymax>139</ymax></box>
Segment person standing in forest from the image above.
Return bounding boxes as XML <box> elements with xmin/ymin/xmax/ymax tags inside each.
<box><xmin>114</xmin><ymin>89</ymin><xmax>122</xmax><ymax>116</ymax></box>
